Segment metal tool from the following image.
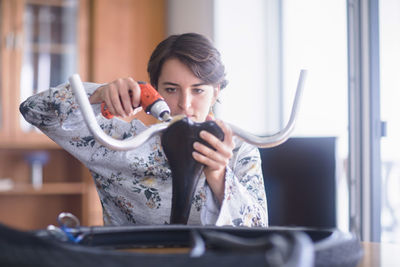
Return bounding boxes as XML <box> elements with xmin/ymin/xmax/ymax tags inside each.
<box><xmin>69</xmin><ymin>70</ymin><xmax>306</xmax><ymax>150</ymax></box>
<box><xmin>56</xmin><ymin>212</ymin><xmax>83</xmax><ymax>243</ymax></box>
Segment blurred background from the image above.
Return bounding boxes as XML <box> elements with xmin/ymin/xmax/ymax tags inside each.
<box><xmin>0</xmin><ymin>0</ymin><xmax>398</xmax><ymax>245</ymax></box>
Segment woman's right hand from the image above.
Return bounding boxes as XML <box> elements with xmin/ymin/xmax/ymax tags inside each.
<box><xmin>89</xmin><ymin>77</ymin><xmax>141</xmax><ymax>117</ymax></box>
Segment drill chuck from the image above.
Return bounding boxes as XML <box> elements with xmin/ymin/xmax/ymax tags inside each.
<box><xmin>147</xmin><ymin>99</ymin><xmax>172</xmax><ymax>122</ymax></box>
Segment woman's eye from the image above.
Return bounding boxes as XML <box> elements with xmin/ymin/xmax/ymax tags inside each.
<box><xmin>193</xmin><ymin>88</ymin><xmax>204</xmax><ymax>94</ymax></box>
<box><xmin>165</xmin><ymin>87</ymin><xmax>176</xmax><ymax>93</ymax></box>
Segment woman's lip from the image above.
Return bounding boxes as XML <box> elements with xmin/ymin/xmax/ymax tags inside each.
<box><xmin>173</xmin><ymin>113</ymin><xmax>195</xmax><ymax>118</ymax></box>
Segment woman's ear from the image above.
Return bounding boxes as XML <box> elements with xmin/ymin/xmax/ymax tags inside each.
<box><xmin>212</xmin><ymin>85</ymin><xmax>221</xmax><ymax>105</ymax></box>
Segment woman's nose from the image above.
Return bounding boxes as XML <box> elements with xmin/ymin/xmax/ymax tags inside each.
<box><xmin>178</xmin><ymin>93</ymin><xmax>191</xmax><ymax>110</ymax></box>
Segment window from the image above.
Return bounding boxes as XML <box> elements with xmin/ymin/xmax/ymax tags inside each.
<box><xmin>213</xmin><ymin>0</ymin><xmax>349</xmax><ymax>231</ymax></box>
<box><xmin>379</xmin><ymin>0</ymin><xmax>400</xmax><ymax>244</ymax></box>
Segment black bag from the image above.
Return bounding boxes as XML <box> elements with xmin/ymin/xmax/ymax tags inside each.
<box><xmin>0</xmin><ymin>223</ymin><xmax>362</xmax><ymax>267</ymax></box>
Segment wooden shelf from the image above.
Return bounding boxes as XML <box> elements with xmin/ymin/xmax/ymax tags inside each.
<box><xmin>0</xmin><ymin>137</ymin><xmax>61</xmax><ymax>149</ymax></box>
<box><xmin>0</xmin><ymin>182</ymin><xmax>86</xmax><ymax>196</ymax></box>
<box><xmin>0</xmin><ymin>0</ymin><xmax>164</xmax><ymax>230</ymax></box>
<box><xmin>26</xmin><ymin>0</ymin><xmax>77</xmax><ymax>8</ymax></box>
<box><xmin>28</xmin><ymin>43</ymin><xmax>76</xmax><ymax>54</ymax></box>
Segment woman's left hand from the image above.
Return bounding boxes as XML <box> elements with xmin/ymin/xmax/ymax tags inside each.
<box><xmin>192</xmin><ymin>120</ymin><xmax>235</xmax><ymax>205</ymax></box>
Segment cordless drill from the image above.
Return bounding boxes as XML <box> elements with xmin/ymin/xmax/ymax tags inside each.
<box><xmin>101</xmin><ymin>81</ymin><xmax>172</xmax><ymax>122</ymax></box>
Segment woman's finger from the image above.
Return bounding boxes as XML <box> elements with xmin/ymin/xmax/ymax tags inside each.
<box><xmin>126</xmin><ymin>78</ymin><xmax>141</xmax><ymax>108</ymax></box>
<box><xmin>104</xmin><ymin>85</ymin><xmax>117</xmax><ymax>115</ymax></box>
<box><xmin>199</xmin><ymin>130</ymin><xmax>233</xmax><ymax>159</ymax></box>
<box><xmin>193</xmin><ymin>141</ymin><xmax>228</xmax><ymax>164</ymax></box>
<box><xmin>117</xmin><ymin>79</ymin><xmax>133</xmax><ymax>116</ymax></box>
<box><xmin>109</xmin><ymin>81</ymin><xmax>126</xmax><ymax>117</ymax></box>
<box><xmin>192</xmin><ymin>149</ymin><xmax>222</xmax><ymax>170</ymax></box>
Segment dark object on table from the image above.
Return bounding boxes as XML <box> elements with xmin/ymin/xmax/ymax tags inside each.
<box><xmin>0</xmin><ymin>221</ymin><xmax>363</xmax><ymax>267</ymax></box>
<box><xmin>260</xmin><ymin>137</ymin><xmax>337</xmax><ymax>228</ymax></box>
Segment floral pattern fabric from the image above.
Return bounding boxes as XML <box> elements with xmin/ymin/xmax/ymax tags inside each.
<box><xmin>20</xmin><ymin>82</ymin><xmax>268</xmax><ymax>227</ymax></box>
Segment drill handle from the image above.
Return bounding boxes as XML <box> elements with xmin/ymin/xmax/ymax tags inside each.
<box><xmin>137</xmin><ymin>82</ymin><xmax>163</xmax><ymax>113</ymax></box>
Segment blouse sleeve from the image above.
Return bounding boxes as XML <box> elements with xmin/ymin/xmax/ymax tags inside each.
<box><xmin>201</xmin><ymin>139</ymin><xmax>268</xmax><ymax>227</ymax></box>
<box><xmin>19</xmin><ymin>82</ymin><xmax>103</xmax><ymax>165</ymax></box>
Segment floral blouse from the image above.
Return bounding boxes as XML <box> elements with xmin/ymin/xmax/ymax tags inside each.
<box><xmin>20</xmin><ymin>82</ymin><xmax>268</xmax><ymax>227</ymax></box>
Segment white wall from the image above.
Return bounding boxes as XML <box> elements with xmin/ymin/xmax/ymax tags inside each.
<box><xmin>167</xmin><ymin>0</ymin><xmax>282</xmax><ymax>135</ymax></box>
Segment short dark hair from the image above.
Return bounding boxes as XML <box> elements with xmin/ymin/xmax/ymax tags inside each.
<box><xmin>147</xmin><ymin>33</ymin><xmax>228</xmax><ymax>90</ymax></box>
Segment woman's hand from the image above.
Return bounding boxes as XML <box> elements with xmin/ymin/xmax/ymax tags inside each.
<box><xmin>192</xmin><ymin>120</ymin><xmax>235</xmax><ymax>204</ymax></box>
<box><xmin>89</xmin><ymin>77</ymin><xmax>141</xmax><ymax>117</ymax></box>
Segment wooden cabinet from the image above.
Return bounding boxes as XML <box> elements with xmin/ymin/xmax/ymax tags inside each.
<box><xmin>0</xmin><ymin>0</ymin><xmax>96</xmax><ymax>230</ymax></box>
<box><xmin>0</xmin><ymin>148</ymin><xmax>102</xmax><ymax>230</ymax></box>
<box><xmin>0</xmin><ymin>0</ymin><xmax>165</xmax><ymax>230</ymax></box>
<box><xmin>0</xmin><ymin>0</ymin><xmax>89</xmax><ymax>147</ymax></box>
<box><xmin>90</xmin><ymin>0</ymin><xmax>166</xmax><ymax>83</ymax></box>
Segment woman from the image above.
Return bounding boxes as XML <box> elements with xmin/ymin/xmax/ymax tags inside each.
<box><xmin>20</xmin><ymin>33</ymin><xmax>268</xmax><ymax>227</ymax></box>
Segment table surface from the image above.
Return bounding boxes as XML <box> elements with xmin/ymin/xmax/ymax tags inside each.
<box><xmin>357</xmin><ymin>242</ymin><xmax>400</xmax><ymax>267</ymax></box>
<box><xmin>126</xmin><ymin>241</ymin><xmax>400</xmax><ymax>266</ymax></box>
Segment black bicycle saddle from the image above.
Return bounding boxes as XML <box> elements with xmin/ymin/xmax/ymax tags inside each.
<box><xmin>161</xmin><ymin>117</ymin><xmax>224</xmax><ymax>224</ymax></box>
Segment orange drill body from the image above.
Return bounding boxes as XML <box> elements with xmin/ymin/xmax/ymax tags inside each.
<box><xmin>137</xmin><ymin>81</ymin><xmax>161</xmax><ymax>112</ymax></box>
<box><xmin>101</xmin><ymin>82</ymin><xmax>171</xmax><ymax>121</ymax></box>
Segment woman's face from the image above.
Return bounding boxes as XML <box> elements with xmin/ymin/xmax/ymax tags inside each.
<box><xmin>157</xmin><ymin>58</ymin><xmax>219</xmax><ymax>122</ymax></box>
